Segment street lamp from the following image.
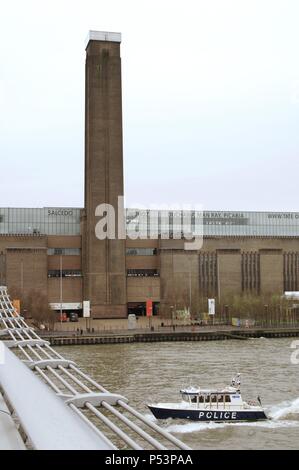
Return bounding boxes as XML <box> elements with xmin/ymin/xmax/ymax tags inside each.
<box><xmin>170</xmin><ymin>305</ymin><xmax>175</xmax><ymax>331</ymax></box>
<box><xmin>189</xmin><ymin>256</ymin><xmax>192</xmax><ymax>318</ymax></box>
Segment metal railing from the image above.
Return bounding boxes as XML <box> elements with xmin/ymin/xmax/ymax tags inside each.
<box><xmin>0</xmin><ymin>286</ymin><xmax>190</xmax><ymax>450</ymax></box>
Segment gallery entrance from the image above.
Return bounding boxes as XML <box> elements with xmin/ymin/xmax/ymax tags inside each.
<box><xmin>127</xmin><ymin>302</ymin><xmax>160</xmax><ymax>317</ymax></box>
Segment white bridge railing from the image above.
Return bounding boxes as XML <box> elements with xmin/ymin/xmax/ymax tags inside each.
<box><xmin>0</xmin><ymin>286</ymin><xmax>190</xmax><ymax>450</ymax></box>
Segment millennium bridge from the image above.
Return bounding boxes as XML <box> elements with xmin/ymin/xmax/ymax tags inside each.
<box><xmin>0</xmin><ymin>286</ymin><xmax>190</xmax><ymax>450</ymax></box>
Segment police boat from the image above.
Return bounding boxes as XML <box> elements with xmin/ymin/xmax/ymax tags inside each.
<box><xmin>148</xmin><ymin>374</ymin><xmax>268</xmax><ymax>422</ymax></box>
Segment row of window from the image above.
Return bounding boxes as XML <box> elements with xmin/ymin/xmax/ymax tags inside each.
<box><xmin>199</xmin><ymin>253</ymin><xmax>218</xmax><ymax>296</ymax></box>
<box><xmin>126</xmin><ymin>248</ymin><xmax>157</xmax><ymax>256</ymax></box>
<box><xmin>0</xmin><ymin>224</ymin><xmax>80</xmax><ymax>236</ymax></box>
<box><xmin>0</xmin><ymin>208</ymin><xmax>81</xmax><ymax>235</ymax></box>
<box><xmin>242</xmin><ymin>252</ymin><xmax>260</xmax><ymax>293</ymax></box>
<box><xmin>284</xmin><ymin>252</ymin><xmax>299</xmax><ymax>292</ymax></box>
<box><xmin>47</xmin><ymin>248</ymin><xmax>81</xmax><ymax>256</ymax></box>
<box><xmin>48</xmin><ymin>270</ymin><xmax>82</xmax><ymax>278</ymax></box>
<box><xmin>126</xmin><ymin>209</ymin><xmax>299</xmax><ymax>237</ymax></box>
<box><xmin>189</xmin><ymin>394</ymin><xmax>231</xmax><ymax>403</ymax></box>
<box><xmin>127</xmin><ymin>269</ymin><xmax>160</xmax><ymax>277</ymax></box>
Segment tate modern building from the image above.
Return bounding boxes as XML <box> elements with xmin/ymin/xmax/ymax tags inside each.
<box><xmin>0</xmin><ymin>32</ymin><xmax>298</xmax><ymax>318</ymax></box>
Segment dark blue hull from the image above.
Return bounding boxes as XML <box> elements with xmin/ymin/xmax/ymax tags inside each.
<box><xmin>148</xmin><ymin>406</ymin><xmax>268</xmax><ymax>422</ymax></box>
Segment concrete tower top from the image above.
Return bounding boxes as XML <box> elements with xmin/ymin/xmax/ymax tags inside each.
<box><xmin>85</xmin><ymin>30</ymin><xmax>121</xmax><ymax>49</ymax></box>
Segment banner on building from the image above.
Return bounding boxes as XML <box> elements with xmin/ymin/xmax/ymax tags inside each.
<box><xmin>83</xmin><ymin>301</ymin><xmax>91</xmax><ymax>318</ymax></box>
<box><xmin>208</xmin><ymin>299</ymin><xmax>215</xmax><ymax>315</ymax></box>
<box><xmin>146</xmin><ymin>300</ymin><xmax>153</xmax><ymax>317</ymax></box>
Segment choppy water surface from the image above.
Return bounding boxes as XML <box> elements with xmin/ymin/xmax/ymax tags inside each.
<box><xmin>61</xmin><ymin>338</ymin><xmax>299</xmax><ymax>449</ymax></box>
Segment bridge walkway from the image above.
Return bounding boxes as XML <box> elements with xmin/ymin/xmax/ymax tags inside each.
<box><xmin>0</xmin><ymin>286</ymin><xmax>190</xmax><ymax>450</ymax></box>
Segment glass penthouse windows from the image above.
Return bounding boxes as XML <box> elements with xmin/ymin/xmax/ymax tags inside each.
<box><xmin>126</xmin><ymin>209</ymin><xmax>299</xmax><ymax>238</ymax></box>
<box><xmin>0</xmin><ymin>208</ymin><xmax>81</xmax><ymax>236</ymax></box>
<box><xmin>1</xmin><ymin>208</ymin><xmax>299</xmax><ymax>237</ymax></box>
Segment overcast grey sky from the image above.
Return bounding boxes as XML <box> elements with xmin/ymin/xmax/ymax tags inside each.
<box><xmin>0</xmin><ymin>0</ymin><xmax>298</xmax><ymax>211</ymax></box>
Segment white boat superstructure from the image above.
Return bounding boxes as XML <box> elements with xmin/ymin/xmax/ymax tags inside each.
<box><xmin>148</xmin><ymin>374</ymin><xmax>268</xmax><ymax>422</ymax></box>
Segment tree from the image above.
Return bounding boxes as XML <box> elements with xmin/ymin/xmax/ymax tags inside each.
<box><xmin>8</xmin><ymin>287</ymin><xmax>55</xmax><ymax>331</ymax></box>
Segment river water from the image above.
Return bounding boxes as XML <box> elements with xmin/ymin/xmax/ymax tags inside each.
<box><xmin>60</xmin><ymin>338</ymin><xmax>299</xmax><ymax>450</ymax></box>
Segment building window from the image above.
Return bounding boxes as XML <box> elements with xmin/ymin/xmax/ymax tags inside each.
<box><xmin>126</xmin><ymin>248</ymin><xmax>157</xmax><ymax>256</ymax></box>
<box><xmin>47</xmin><ymin>248</ymin><xmax>81</xmax><ymax>256</ymax></box>
<box><xmin>48</xmin><ymin>270</ymin><xmax>82</xmax><ymax>278</ymax></box>
<box><xmin>199</xmin><ymin>252</ymin><xmax>217</xmax><ymax>296</ymax></box>
<box><xmin>127</xmin><ymin>269</ymin><xmax>159</xmax><ymax>277</ymax></box>
<box><xmin>284</xmin><ymin>252</ymin><xmax>299</xmax><ymax>292</ymax></box>
<box><xmin>241</xmin><ymin>252</ymin><xmax>260</xmax><ymax>293</ymax></box>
